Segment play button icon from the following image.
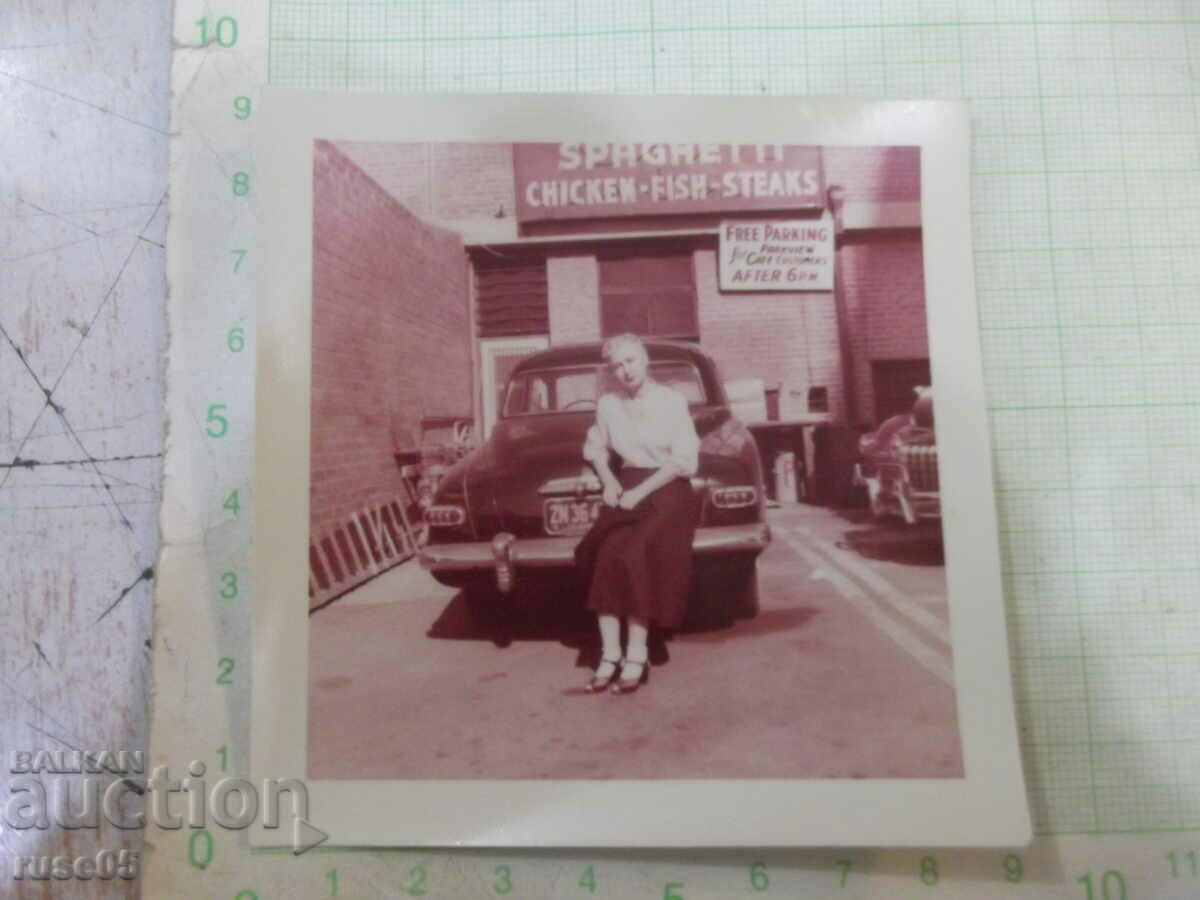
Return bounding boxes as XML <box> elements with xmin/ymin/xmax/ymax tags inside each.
<box><xmin>293</xmin><ymin>817</ymin><xmax>329</xmax><ymax>855</ymax></box>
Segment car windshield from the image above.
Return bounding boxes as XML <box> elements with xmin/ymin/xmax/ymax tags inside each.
<box><xmin>502</xmin><ymin>361</ymin><xmax>707</xmax><ymax>417</ymax></box>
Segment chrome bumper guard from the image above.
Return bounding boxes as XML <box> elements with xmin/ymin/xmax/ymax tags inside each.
<box><xmin>420</xmin><ymin>522</ymin><xmax>772</xmax><ymax>592</ymax></box>
<box><xmin>900</xmin><ymin>491</ymin><xmax>941</xmax><ymax>524</ymax></box>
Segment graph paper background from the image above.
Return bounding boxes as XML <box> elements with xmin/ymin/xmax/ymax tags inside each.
<box><xmin>262</xmin><ymin>0</ymin><xmax>1200</xmax><ymax>837</ymax></box>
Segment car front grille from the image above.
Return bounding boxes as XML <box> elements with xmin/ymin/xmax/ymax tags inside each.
<box><xmin>901</xmin><ymin>444</ymin><xmax>939</xmax><ymax>492</ymax></box>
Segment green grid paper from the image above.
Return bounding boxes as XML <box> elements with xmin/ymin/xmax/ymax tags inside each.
<box><xmin>267</xmin><ymin>0</ymin><xmax>1200</xmax><ymax>837</ymax></box>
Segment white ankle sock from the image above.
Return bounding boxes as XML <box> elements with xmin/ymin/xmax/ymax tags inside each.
<box><xmin>598</xmin><ymin>614</ymin><xmax>621</xmax><ymax>662</ymax></box>
<box><xmin>626</xmin><ymin>621</ymin><xmax>649</xmax><ymax>663</ymax></box>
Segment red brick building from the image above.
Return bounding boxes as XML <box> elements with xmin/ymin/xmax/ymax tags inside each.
<box><xmin>308</xmin><ymin>140</ymin><xmax>927</xmax><ymax>605</ymax></box>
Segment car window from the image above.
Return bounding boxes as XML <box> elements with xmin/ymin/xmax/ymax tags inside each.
<box><xmin>502</xmin><ymin>360</ymin><xmax>708</xmax><ymax>416</ymax></box>
<box><xmin>649</xmin><ymin>361</ymin><xmax>705</xmax><ymax>404</ymax></box>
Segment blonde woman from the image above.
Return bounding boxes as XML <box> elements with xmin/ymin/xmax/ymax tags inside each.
<box><xmin>574</xmin><ymin>333</ymin><xmax>701</xmax><ymax>694</ymax></box>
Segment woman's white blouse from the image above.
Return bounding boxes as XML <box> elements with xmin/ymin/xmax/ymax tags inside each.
<box><xmin>582</xmin><ymin>382</ymin><xmax>700</xmax><ymax>477</ymax></box>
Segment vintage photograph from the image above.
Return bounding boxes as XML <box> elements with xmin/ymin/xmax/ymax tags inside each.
<box><xmin>303</xmin><ymin>136</ymin><xmax>959</xmax><ymax>780</ymax></box>
<box><xmin>252</xmin><ymin>94</ymin><xmax>1029</xmax><ymax>847</ymax></box>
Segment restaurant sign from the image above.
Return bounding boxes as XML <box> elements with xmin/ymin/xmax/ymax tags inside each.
<box><xmin>513</xmin><ymin>143</ymin><xmax>824</xmax><ymax>223</ymax></box>
<box><xmin>719</xmin><ymin>215</ymin><xmax>835</xmax><ymax>291</ymax></box>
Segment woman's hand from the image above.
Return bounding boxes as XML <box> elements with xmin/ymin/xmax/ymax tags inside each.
<box><xmin>601</xmin><ymin>482</ymin><xmax>622</xmax><ymax>507</ymax></box>
<box><xmin>617</xmin><ymin>487</ymin><xmax>643</xmax><ymax>510</ymax></box>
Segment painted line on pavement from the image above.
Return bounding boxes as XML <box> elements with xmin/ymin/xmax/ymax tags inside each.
<box><xmin>789</xmin><ymin>524</ymin><xmax>951</xmax><ymax>646</ymax></box>
<box><xmin>774</xmin><ymin>528</ymin><xmax>953</xmax><ymax>687</ymax></box>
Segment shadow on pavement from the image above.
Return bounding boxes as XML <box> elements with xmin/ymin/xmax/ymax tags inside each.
<box><xmin>425</xmin><ymin>588</ymin><xmax>593</xmax><ymax>645</ymax></box>
<box><xmin>426</xmin><ymin>584</ymin><xmax>809</xmax><ymax>666</ymax></box>
<box><xmin>828</xmin><ymin>507</ymin><xmax>945</xmax><ymax>566</ymax></box>
<box><xmin>427</xmin><ymin>590</ymin><xmax>678</xmax><ymax>669</ymax></box>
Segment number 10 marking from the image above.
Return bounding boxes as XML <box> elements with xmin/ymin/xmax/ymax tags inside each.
<box><xmin>195</xmin><ymin>16</ymin><xmax>238</xmax><ymax>47</ymax></box>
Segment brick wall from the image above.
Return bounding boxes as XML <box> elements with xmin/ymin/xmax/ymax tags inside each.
<box><xmin>824</xmin><ymin>145</ymin><xmax>921</xmax><ymax>203</ymax></box>
<box><xmin>546</xmin><ymin>255</ymin><xmax>599</xmax><ymax>343</ymax></box>
<box><xmin>694</xmin><ymin>249</ymin><xmax>845</xmax><ymax>420</ymax></box>
<box><xmin>840</xmin><ymin>234</ymin><xmax>928</xmax><ymax>425</ymax></box>
<box><xmin>336</xmin><ymin>141</ymin><xmax>516</xmax><ymax>226</ymax></box>
<box><xmin>310</xmin><ymin>140</ymin><xmax>472</xmax><ymax>606</ymax></box>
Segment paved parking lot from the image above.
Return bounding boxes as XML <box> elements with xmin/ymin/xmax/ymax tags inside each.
<box><xmin>308</xmin><ymin>503</ymin><xmax>961</xmax><ymax>780</ymax></box>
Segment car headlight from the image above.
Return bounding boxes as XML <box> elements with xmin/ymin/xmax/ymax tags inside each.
<box><xmin>710</xmin><ymin>486</ymin><xmax>757</xmax><ymax>509</ymax></box>
<box><xmin>426</xmin><ymin>504</ymin><xmax>466</xmax><ymax>527</ymax></box>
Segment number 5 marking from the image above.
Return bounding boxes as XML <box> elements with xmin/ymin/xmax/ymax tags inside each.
<box><xmin>206</xmin><ymin>404</ymin><xmax>229</xmax><ymax>437</ymax></box>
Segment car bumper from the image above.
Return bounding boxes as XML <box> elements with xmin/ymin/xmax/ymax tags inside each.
<box><xmin>420</xmin><ymin>522</ymin><xmax>772</xmax><ymax>592</ymax></box>
<box><xmin>902</xmin><ymin>491</ymin><xmax>941</xmax><ymax>522</ymax></box>
<box><xmin>854</xmin><ymin>464</ymin><xmax>940</xmax><ymax>525</ymax></box>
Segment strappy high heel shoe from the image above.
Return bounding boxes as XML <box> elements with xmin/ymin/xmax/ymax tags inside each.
<box><xmin>611</xmin><ymin>657</ymin><xmax>649</xmax><ymax>695</ymax></box>
<box><xmin>585</xmin><ymin>657</ymin><xmax>621</xmax><ymax>693</ymax></box>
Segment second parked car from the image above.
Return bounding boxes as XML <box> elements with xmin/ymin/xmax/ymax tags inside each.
<box><xmin>854</xmin><ymin>387</ymin><xmax>939</xmax><ymax>525</ymax></box>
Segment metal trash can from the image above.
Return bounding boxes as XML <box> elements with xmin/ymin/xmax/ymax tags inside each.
<box><xmin>773</xmin><ymin>451</ymin><xmax>797</xmax><ymax>504</ymax></box>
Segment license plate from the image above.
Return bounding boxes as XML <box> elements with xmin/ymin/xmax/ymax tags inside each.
<box><xmin>544</xmin><ymin>497</ymin><xmax>601</xmax><ymax>535</ymax></box>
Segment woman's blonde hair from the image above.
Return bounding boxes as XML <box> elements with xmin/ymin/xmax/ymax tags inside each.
<box><xmin>601</xmin><ymin>332</ymin><xmax>648</xmax><ymax>364</ymax></box>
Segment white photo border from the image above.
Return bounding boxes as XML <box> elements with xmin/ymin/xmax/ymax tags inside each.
<box><xmin>252</xmin><ymin>93</ymin><xmax>1031</xmax><ymax>848</ymax></box>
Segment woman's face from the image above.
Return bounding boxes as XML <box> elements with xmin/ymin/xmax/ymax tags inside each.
<box><xmin>607</xmin><ymin>342</ymin><xmax>648</xmax><ymax>395</ymax></box>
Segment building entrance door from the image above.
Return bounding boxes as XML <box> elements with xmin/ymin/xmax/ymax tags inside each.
<box><xmin>480</xmin><ymin>336</ymin><xmax>550</xmax><ymax>438</ymax></box>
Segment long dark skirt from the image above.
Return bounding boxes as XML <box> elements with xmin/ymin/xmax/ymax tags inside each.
<box><xmin>573</xmin><ymin>466</ymin><xmax>701</xmax><ymax>630</ymax></box>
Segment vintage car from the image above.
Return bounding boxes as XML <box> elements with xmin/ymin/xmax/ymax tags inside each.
<box><xmin>853</xmin><ymin>387</ymin><xmax>939</xmax><ymax>525</ymax></box>
<box><xmin>418</xmin><ymin>340</ymin><xmax>771</xmax><ymax>628</ymax></box>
